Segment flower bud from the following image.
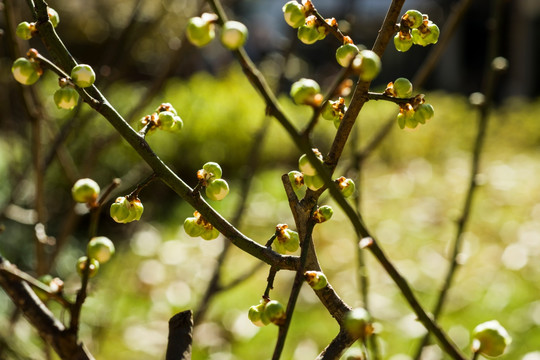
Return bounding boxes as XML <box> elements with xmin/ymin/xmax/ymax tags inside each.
<box><xmin>110</xmin><ymin>196</ymin><xmax>144</xmax><ymax>223</ymax></box>
<box><xmin>11</xmin><ymin>57</ymin><xmax>41</xmax><ymax>85</ymax></box>
<box><xmin>184</xmin><ymin>217</ymin><xmax>206</xmax><ymax>237</ymax></box>
<box><xmin>72</xmin><ymin>178</ymin><xmax>100</xmax><ymax>203</ymax></box>
<box><xmin>297</xmin><ymin>16</ymin><xmax>324</xmax><ymax>44</ymax></box>
<box><xmin>76</xmin><ymin>256</ymin><xmax>99</xmax><ymax>278</ymax></box>
<box><xmin>298</xmin><ymin>149</ymin><xmax>323</xmax><ymax>176</ymax></box>
<box><xmin>158</xmin><ymin>111</ymin><xmax>175</xmax><ymax>130</ymax></box>
<box><xmin>304</xmin><ymin>270</ymin><xmax>328</xmax><ymax>290</ymax></box>
<box><xmin>71</xmin><ymin>64</ymin><xmax>96</xmax><ymax>88</ymax></box>
<box><xmin>264</xmin><ymin>300</ymin><xmax>286</xmax><ymax>325</ymax></box>
<box><xmin>288</xmin><ymin>171</ymin><xmax>305</xmax><ymax>191</ymax></box>
<box><xmin>48</xmin><ymin>7</ymin><xmax>60</xmax><ymax>28</ymax></box>
<box><xmin>200</xmin><ymin>227</ymin><xmax>220</xmax><ymax>241</ymax></box>
<box><xmin>186</xmin><ymin>16</ymin><xmax>215</xmax><ymax>47</ymax></box>
<box><xmin>313</xmin><ymin>205</ymin><xmax>333</xmax><ymax>223</ymax></box>
<box><xmin>352</xmin><ymin>50</ymin><xmax>381</xmax><ymax>82</ymax></box>
<box><xmin>472</xmin><ymin>320</ymin><xmax>511</xmax><ymax>357</ymax></box>
<box><xmin>282</xmin><ymin>1</ymin><xmax>305</xmax><ymax>28</ymax></box>
<box><xmin>393</xmin><ymin>77</ymin><xmax>413</xmax><ymax>98</ymax></box>
<box><xmin>221</xmin><ymin>21</ymin><xmax>248</xmax><ymax>50</ymax></box>
<box><xmin>87</xmin><ymin>236</ymin><xmax>115</xmax><ymax>264</ymax></box>
<box><xmin>16</xmin><ymin>22</ymin><xmax>34</xmax><ymax>40</ymax></box>
<box><xmin>290</xmin><ymin>78</ymin><xmax>321</xmax><ymax>106</ymax></box>
<box><xmin>344</xmin><ymin>307</ymin><xmax>373</xmax><ymax>339</ymax></box>
<box><xmin>54</xmin><ymin>87</ymin><xmax>79</xmax><ymax>109</ymax></box>
<box><xmin>415</xmin><ymin>103</ymin><xmax>434</xmax><ymax>124</ymax></box>
<box><xmin>322</xmin><ymin>98</ymin><xmax>347</xmax><ymax>122</ymax></box>
<box><xmin>394</xmin><ymin>32</ymin><xmax>413</xmax><ymax>52</ymax></box>
<box><xmin>248</xmin><ymin>302</ymin><xmax>270</xmax><ymax>327</ymax></box>
<box><xmin>275</xmin><ymin>224</ymin><xmax>300</xmax><ymax>254</ymax></box>
<box><xmin>336</xmin><ymin>43</ymin><xmax>359</xmax><ymax>68</ymax></box>
<box><xmin>412</xmin><ymin>21</ymin><xmax>439</xmax><ymax>46</ymax></box>
<box><xmin>336</xmin><ymin>176</ymin><xmax>355</xmax><ymax>198</ymax></box>
<box><xmin>202</xmin><ymin>162</ymin><xmax>223</xmax><ymax>180</ymax></box>
<box><xmin>404</xmin><ymin>10</ymin><xmax>423</xmax><ymax>29</ymax></box>
<box><xmin>205</xmin><ymin>179</ymin><xmax>229</xmax><ymax>201</ymax></box>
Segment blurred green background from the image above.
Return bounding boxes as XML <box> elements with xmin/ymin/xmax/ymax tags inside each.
<box><xmin>1</xmin><ymin>0</ymin><xmax>540</xmax><ymax>359</ymax></box>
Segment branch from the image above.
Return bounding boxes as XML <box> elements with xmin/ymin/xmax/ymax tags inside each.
<box><xmin>316</xmin><ymin>329</ymin><xmax>356</xmax><ymax>360</ymax></box>
<box><xmin>165</xmin><ymin>310</ymin><xmax>193</xmax><ymax>360</ymax></box>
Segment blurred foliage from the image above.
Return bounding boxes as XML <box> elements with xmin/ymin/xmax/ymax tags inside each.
<box><xmin>1</xmin><ymin>64</ymin><xmax>540</xmax><ymax>359</ymax></box>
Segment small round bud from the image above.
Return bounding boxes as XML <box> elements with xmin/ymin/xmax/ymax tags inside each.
<box><xmin>313</xmin><ymin>205</ymin><xmax>333</xmax><ymax>223</ymax></box>
<box><xmin>424</xmin><ymin>22</ymin><xmax>440</xmax><ymax>44</ymax></box>
<box><xmin>158</xmin><ymin>111</ymin><xmax>176</xmax><ymax>130</ymax></box>
<box><xmin>297</xmin><ymin>16</ymin><xmax>322</xmax><ymax>45</ymax></box>
<box><xmin>393</xmin><ymin>77</ymin><xmax>413</xmax><ymax>98</ymax></box>
<box><xmin>275</xmin><ymin>225</ymin><xmax>300</xmax><ymax>254</ymax></box>
<box><xmin>72</xmin><ymin>178</ymin><xmax>100</xmax><ymax>203</ymax></box>
<box><xmin>304</xmin><ymin>174</ymin><xmax>324</xmax><ymax>191</ymax></box>
<box><xmin>186</xmin><ymin>16</ymin><xmax>215</xmax><ymax>47</ymax></box>
<box><xmin>264</xmin><ymin>300</ymin><xmax>286</xmax><ymax>325</ymax></box>
<box><xmin>110</xmin><ymin>196</ymin><xmax>144</xmax><ymax>223</ymax></box>
<box><xmin>298</xmin><ymin>149</ymin><xmax>323</xmax><ymax>176</ymax></box>
<box><xmin>472</xmin><ymin>320</ymin><xmax>511</xmax><ymax>357</ymax></box>
<box><xmin>16</xmin><ymin>22</ymin><xmax>33</xmax><ymax>40</ymax></box>
<box><xmin>200</xmin><ymin>227</ymin><xmax>220</xmax><ymax>240</ymax></box>
<box><xmin>76</xmin><ymin>256</ymin><xmax>99</xmax><ymax>278</ymax></box>
<box><xmin>304</xmin><ymin>270</ymin><xmax>328</xmax><ymax>290</ymax></box>
<box><xmin>404</xmin><ymin>10</ymin><xmax>423</xmax><ymax>29</ymax></box>
<box><xmin>71</xmin><ymin>64</ymin><xmax>96</xmax><ymax>88</ymax></box>
<box><xmin>220</xmin><ymin>21</ymin><xmax>248</xmax><ymax>50</ymax></box>
<box><xmin>288</xmin><ymin>171</ymin><xmax>305</xmax><ymax>191</ymax></box>
<box><xmin>282</xmin><ymin>1</ymin><xmax>305</xmax><ymax>28</ymax></box>
<box><xmin>412</xmin><ymin>21</ymin><xmax>439</xmax><ymax>46</ymax></box>
<box><xmin>87</xmin><ymin>236</ymin><xmax>115</xmax><ymax>264</ymax></box>
<box><xmin>48</xmin><ymin>7</ymin><xmax>60</xmax><ymax>28</ymax></box>
<box><xmin>184</xmin><ymin>217</ymin><xmax>206</xmax><ymax>237</ymax></box>
<box><xmin>336</xmin><ymin>177</ymin><xmax>355</xmax><ymax>198</ymax></box>
<box><xmin>248</xmin><ymin>302</ymin><xmax>270</xmax><ymax>327</ymax></box>
<box><xmin>11</xmin><ymin>57</ymin><xmax>41</xmax><ymax>85</ymax></box>
<box><xmin>202</xmin><ymin>162</ymin><xmax>223</xmax><ymax>180</ymax></box>
<box><xmin>352</xmin><ymin>50</ymin><xmax>381</xmax><ymax>82</ymax></box>
<box><xmin>394</xmin><ymin>32</ymin><xmax>413</xmax><ymax>52</ymax></box>
<box><xmin>344</xmin><ymin>308</ymin><xmax>373</xmax><ymax>339</ymax></box>
<box><xmin>53</xmin><ymin>87</ymin><xmax>79</xmax><ymax>110</ymax></box>
<box><xmin>415</xmin><ymin>103</ymin><xmax>434</xmax><ymax>124</ymax></box>
<box><xmin>290</xmin><ymin>78</ymin><xmax>321</xmax><ymax>106</ymax></box>
<box><xmin>205</xmin><ymin>179</ymin><xmax>229</xmax><ymax>201</ymax></box>
<box><xmin>336</xmin><ymin>43</ymin><xmax>359</xmax><ymax>68</ymax></box>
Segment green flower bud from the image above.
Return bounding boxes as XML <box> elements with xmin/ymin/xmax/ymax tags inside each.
<box><xmin>288</xmin><ymin>171</ymin><xmax>304</xmax><ymax>191</ymax></box>
<box><xmin>424</xmin><ymin>22</ymin><xmax>440</xmax><ymax>44</ymax></box>
<box><xmin>16</xmin><ymin>22</ymin><xmax>34</xmax><ymax>40</ymax></box>
<box><xmin>297</xmin><ymin>16</ymin><xmax>321</xmax><ymax>45</ymax></box>
<box><xmin>472</xmin><ymin>320</ymin><xmax>511</xmax><ymax>358</ymax></box>
<box><xmin>298</xmin><ymin>149</ymin><xmax>323</xmax><ymax>176</ymax></box>
<box><xmin>304</xmin><ymin>270</ymin><xmax>328</xmax><ymax>290</ymax></box>
<box><xmin>415</xmin><ymin>103</ymin><xmax>434</xmax><ymax>124</ymax></box>
<box><xmin>352</xmin><ymin>50</ymin><xmax>381</xmax><ymax>82</ymax></box>
<box><xmin>248</xmin><ymin>302</ymin><xmax>270</xmax><ymax>327</ymax></box>
<box><xmin>184</xmin><ymin>217</ymin><xmax>206</xmax><ymax>237</ymax></box>
<box><xmin>282</xmin><ymin>1</ymin><xmax>305</xmax><ymax>28</ymax></box>
<box><xmin>87</xmin><ymin>236</ymin><xmax>115</xmax><ymax>264</ymax></box>
<box><xmin>404</xmin><ymin>10</ymin><xmax>423</xmax><ymax>29</ymax></box>
<box><xmin>158</xmin><ymin>111</ymin><xmax>176</xmax><ymax>130</ymax></box>
<box><xmin>11</xmin><ymin>57</ymin><xmax>41</xmax><ymax>85</ymax></box>
<box><xmin>393</xmin><ymin>77</ymin><xmax>413</xmax><ymax>98</ymax></box>
<box><xmin>71</xmin><ymin>64</ymin><xmax>96</xmax><ymax>88</ymax></box>
<box><xmin>336</xmin><ymin>176</ymin><xmax>355</xmax><ymax>198</ymax></box>
<box><xmin>264</xmin><ymin>300</ymin><xmax>286</xmax><ymax>325</ymax></box>
<box><xmin>322</xmin><ymin>98</ymin><xmax>347</xmax><ymax>121</ymax></box>
<box><xmin>205</xmin><ymin>178</ymin><xmax>229</xmax><ymax>201</ymax></box>
<box><xmin>394</xmin><ymin>32</ymin><xmax>413</xmax><ymax>52</ymax></box>
<box><xmin>336</xmin><ymin>43</ymin><xmax>360</xmax><ymax>68</ymax></box>
<box><xmin>72</xmin><ymin>178</ymin><xmax>100</xmax><ymax>203</ymax></box>
<box><xmin>344</xmin><ymin>308</ymin><xmax>373</xmax><ymax>339</ymax></box>
<box><xmin>290</xmin><ymin>78</ymin><xmax>321</xmax><ymax>106</ymax></box>
<box><xmin>76</xmin><ymin>256</ymin><xmax>99</xmax><ymax>278</ymax></box>
<box><xmin>275</xmin><ymin>224</ymin><xmax>300</xmax><ymax>254</ymax></box>
<box><xmin>186</xmin><ymin>16</ymin><xmax>215</xmax><ymax>47</ymax></box>
<box><xmin>110</xmin><ymin>196</ymin><xmax>143</xmax><ymax>223</ymax></box>
<box><xmin>200</xmin><ymin>227</ymin><xmax>220</xmax><ymax>240</ymax></box>
<box><xmin>397</xmin><ymin>106</ymin><xmax>417</xmax><ymax>129</ymax></box>
<box><xmin>48</xmin><ymin>7</ymin><xmax>60</xmax><ymax>28</ymax></box>
<box><xmin>412</xmin><ymin>21</ymin><xmax>439</xmax><ymax>46</ymax></box>
<box><xmin>221</xmin><ymin>21</ymin><xmax>248</xmax><ymax>50</ymax></box>
<box><xmin>313</xmin><ymin>205</ymin><xmax>333</xmax><ymax>223</ymax></box>
<box><xmin>53</xmin><ymin>87</ymin><xmax>79</xmax><ymax>109</ymax></box>
<box><xmin>203</xmin><ymin>162</ymin><xmax>223</xmax><ymax>180</ymax></box>
<box><xmin>304</xmin><ymin>174</ymin><xmax>324</xmax><ymax>191</ymax></box>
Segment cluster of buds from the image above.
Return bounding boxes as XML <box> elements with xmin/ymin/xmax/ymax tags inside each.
<box><xmin>184</xmin><ymin>211</ymin><xmax>220</xmax><ymax>240</ymax></box>
<box><xmin>274</xmin><ymin>224</ymin><xmax>300</xmax><ymax>254</ymax></box>
<box><xmin>140</xmin><ymin>103</ymin><xmax>183</xmax><ymax>134</ymax></box>
<box><xmin>110</xmin><ymin>196</ymin><xmax>144</xmax><ymax>223</ymax></box>
<box><xmin>298</xmin><ymin>148</ymin><xmax>324</xmax><ymax>191</ymax></box>
<box><xmin>304</xmin><ymin>270</ymin><xmax>328</xmax><ymax>290</ymax></box>
<box><xmin>384</xmin><ymin>78</ymin><xmax>434</xmax><ymax>129</ymax></box>
<box><xmin>248</xmin><ymin>298</ymin><xmax>286</xmax><ymax>327</ymax></box>
<box><xmin>394</xmin><ymin>10</ymin><xmax>440</xmax><ymax>52</ymax></box>
<box><xmin>186</xmin><ymin>13</ymin><xmax>248</xmax><ymax>50</ymax></box>
<box><xmin>322</xmin><ymin>97</ymin><xmax>347</xmax><ymax>129</ymax></box>
<box><xmin>76</xmin><ymin>236</ymin><xmax>116</xmax><ymax>279</ymax></box>
<box><xmin>15</xmin><ymin>7</ymin><xmax>59</xmax><ymax>41</ymax></box>
<box><xmin>197</xmin><ymin>162</ymin><xmax>230</xmax><ymax>201</ymax></box>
